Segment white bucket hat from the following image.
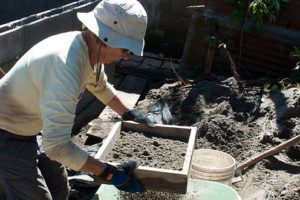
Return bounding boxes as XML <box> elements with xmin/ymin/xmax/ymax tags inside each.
<box><xmin>77</xmin><ymin>0</ymin><xmax>147</xmax><ymax>56</ymax></box>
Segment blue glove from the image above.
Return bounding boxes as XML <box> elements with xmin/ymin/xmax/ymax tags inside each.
<box><xmin>122</xmin><ymin>109</ymin><xmax>155</xmax><ymax>127</ymax></box>
<box><xmin>99</xmin><ymin>161</ymin><xmax>144</xmax><ymax>193</ymax></box>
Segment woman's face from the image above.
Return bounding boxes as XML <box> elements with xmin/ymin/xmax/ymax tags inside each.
<box><xmin>99</xmin><ymin>45</ymin><xmax>131</xmax><ymax>64</ymax></box>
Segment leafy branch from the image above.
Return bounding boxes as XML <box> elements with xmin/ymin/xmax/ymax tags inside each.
<box><xmin>289</xmin><ymin>46</ymin><xmax>300</xmax><ymax>83</ymax></box>
<box><xmin>227</xmin><ymin>0</ymin><xmax>289</xmax><ymax>33</ymax></box>
<box><xmin>289</xmin><ymin>46</ymin><xmax>300</xmax><ymax>59</ymax></box>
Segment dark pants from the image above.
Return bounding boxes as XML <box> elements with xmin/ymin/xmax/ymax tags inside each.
<box><xmin>0</xmin><ymin>129</ymin><xmax>69</xmax><ymax>200</ymax></box>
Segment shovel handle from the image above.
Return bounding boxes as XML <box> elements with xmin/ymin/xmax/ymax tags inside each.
<box><xmin>235</xmin><ymin>135</ymin><xmax>300</xmax><ymax>174</ymax></box>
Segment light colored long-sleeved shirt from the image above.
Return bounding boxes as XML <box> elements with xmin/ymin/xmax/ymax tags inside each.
<box><xmin>0</xmin><ymin>31</ymin><xmax>116</xmax><ymax>170</ymax></box>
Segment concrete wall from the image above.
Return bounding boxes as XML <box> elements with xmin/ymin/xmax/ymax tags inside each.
<box><xmin>0</xmin><ymin>0</ymin><xmax>78</xmax><ymax>24</ymax></box>
<box><xmin>0</xmin><ymin>0</ymin><xmax>99</xmax><ymax>72</ymax></box>
<box><xmin>140</xmin><ymin>0</ymin><xmax>201</xmax><ymax>56</ymax></box>
<box><xmin>0</xmin><ymin>0</ymin><xmax>201</xmax><ymax>71</ymax></box>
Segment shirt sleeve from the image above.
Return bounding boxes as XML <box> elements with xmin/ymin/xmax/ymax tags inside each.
<box><xmin>86</xmin><ymin>64</ymin><xmax>117</xmax><ymax>105</ymax></box>
<box><xmin>36</xmin><ymin>55</ymin><xmax>89</xmax><ymax>170</ymax></box>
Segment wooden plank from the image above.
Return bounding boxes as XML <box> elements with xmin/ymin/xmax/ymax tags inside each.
<box><xmin>122</xmin><ymin>121</ymin><xmax>193</xmax><ymax>140</ymax></box>
<box><xmin>94</xmin><ymin>121</ymin><xmax>197</xmax><ymax>193</ymax></box>
<box><xmin>94</xmin><ymin>122</ymin><xmax>122</xmax><ymax>160</ymax></box>
<box><xmin>119</xmin><ymin>122</ymin><xmax>198</xmax><ymax>176</ymax></box>
<box><xmin>86</xmin><ymin>75</ymin><xmax>147</xmax><ymax>139</ymax></box>
<box><xmin>182</xmin><ymin>127</ymin><xmax>197</xmax><ymax>175</ymax></box>
<box><xmin>108</xmin><ymin>163</ymin><xmax>188</xmax><ymax>193</ymax></box>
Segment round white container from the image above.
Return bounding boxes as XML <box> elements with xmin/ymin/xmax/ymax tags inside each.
<box><xmin>190</xmin><ymin>149</ymin><xmax>236</xmax><ymax>186</ymax></box>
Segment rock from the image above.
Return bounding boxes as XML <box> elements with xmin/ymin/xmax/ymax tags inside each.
<box><xmin>280</xmin><ymin>175</ymin><xmax>300</xmax><ymax>200</ymax></box>
<box><xmin>239</xmin><ymin>184</ymin><xmax>277</xmax><ymax>200</ymax></box>
<box><xmin>161</xmin><ymin>61</ymin><xmax>180</xmax><ymax>70</ymax></box>
<box><xmin>142</xmin><ymin>57</ymin><xmax>162</xmax><ymax>68</ymax></box>
<box><xmin>271</xmin><ymin>88</ymin><xmax>300</xmax><ymax>120</ymax></box>
<box><xmin>119</xmin><ymin>60</ymin><xmax>141</xmax><ymax>68</ymax></box>
<box><xmin>143</xmin><ymin>52</ymin><xmax>161</xmax><ymax>58</ymax></box>
<box><xmin>287</xmin><ymin>143</ymin><xmax>300</xmax><ymax>159</ymax></box>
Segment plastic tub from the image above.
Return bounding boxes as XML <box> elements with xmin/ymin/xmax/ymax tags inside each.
<box><xmin>190</xmin><ymin>149</ymin><xmax>236</xmax><ymax>186</ymax></box>
<box><xmin>95</xmin><ymin>179</ymin><xmax>241</xmax><ymax>200</ymax></box>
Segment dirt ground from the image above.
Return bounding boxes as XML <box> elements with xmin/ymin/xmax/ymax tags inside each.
<box><xmin>133</xmin><ymin>76</ymin><xmax>300</xmax><ymax>200</ymax></box>
<box><xmin>72</xmin><ymin>75</ymin><xmax>300</xmax><ymax>200</ymax></box>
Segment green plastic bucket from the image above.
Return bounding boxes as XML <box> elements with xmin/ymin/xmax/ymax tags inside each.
<box><xmin>186</xmin><ymin>179</ymin><xmax>241</xmax><ymax>200</ymax></box>
<box><xmin>93</xmin><ymin>179</ymin><xmax>241</xmax><ymax>200</ymax></box>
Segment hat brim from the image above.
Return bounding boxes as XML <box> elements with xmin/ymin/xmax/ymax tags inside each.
<box><xmin>77</xmin><ymin>12</ymin><xmax>144</xmax><ymax>56</ymax></box>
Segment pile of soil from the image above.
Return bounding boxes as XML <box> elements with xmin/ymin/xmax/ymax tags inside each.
<box><xmin>135</xmin><ymin>77</ymin><xmax>300</xmax><ymax>200</ymax></box>
<box><xmin>73</xmin><ymin>76</ymin><xmax>300</xmax><ymax>200</ymax></box>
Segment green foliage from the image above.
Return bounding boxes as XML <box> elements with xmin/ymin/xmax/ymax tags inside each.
<box><xmin>289</xmin><ymin>46</ymin><xmax>300</xmax><ymax>59</ymax></box>
<box><xmin>289</xmin><ymin>46</ymin><xmax>300</xmax><ymax>83</ymax></box>
<box><xmin>227</xmin><ymin>0</ymin><xmax>289</xmax><ymax>33</ymax></box>
<box><xmin>264</xmin><ymin>77</ymin><xmax>299</xmax><ymax>93</ymax></box>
